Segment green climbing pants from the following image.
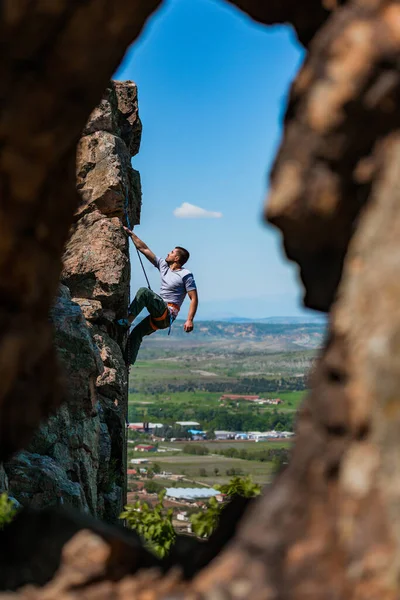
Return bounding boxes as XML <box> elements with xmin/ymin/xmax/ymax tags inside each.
<box><xmin>126</xmin><ymin>287</ymin><xmax>171</xmax><ymax>365</ymax></box>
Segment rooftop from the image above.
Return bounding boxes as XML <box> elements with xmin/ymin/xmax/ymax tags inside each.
<box><xmin>129</xmin><ymin>423</ymin><xmax>164</xmax><ymax>428</ymax></box>
<box><xmin>165</xmin><ymin>488</ymin><xmax>220</xmax><ymax>500</ymax></box>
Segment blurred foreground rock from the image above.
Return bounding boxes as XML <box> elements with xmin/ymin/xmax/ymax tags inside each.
<box><xmin>2</xmin><ymin>0</ymin><xmax>400</xmax><ymax>599</ymax></box>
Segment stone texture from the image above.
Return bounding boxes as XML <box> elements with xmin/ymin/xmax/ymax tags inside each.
<box><xmin>63</xmin><ymin>211</ymin><xmax>131</xmax><ymax>311</ymax></box>
<box><xmin>1</xmin><ymin>285</ymin><xmax>102</xmax><ymax>514</ymax></box>
<box><xmin>114</xmin><ymin>80</ymin><xmax>143</xmax><ymax>156</ymax></box>
<box><xmin>72</xmin><ymin>298</ymin><xmax>103</xmax><ymax>322</ymax></box>
<box><xmin>1</xmin><ymin>82</ymin><xmax>142</xmax><ymax>522</ymax></box>
<box><xmin>226</xmin><ymin>0</ymin><xmax>344</xmax><ymax>46</ymax></box>
<box><xmin>0</xmin><ymin>507</ymin><xmax>160</xmax><ymax>592</ymax></box>
<box><xmin>4</xmin><ymin>452</ymin><xmax>84</xmax><ymax>511</ymax></box>
<box><xmin>266</xmin><ymin>0</ymin><xmax>400</xmax><ymax>312</ymax></box>
<box><xmin>61</xmin><ymin>80</ymin><xmax>143</xmax><ymax>519</ymax></box>
<box><xmin>0</xmin><ymin>0</ymin><xmax>162</xmax><ymax>463</ymax></box>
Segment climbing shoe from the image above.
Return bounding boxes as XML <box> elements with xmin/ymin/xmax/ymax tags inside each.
<box><xmin>117</xmin><ymin>318</ymin><xmax>130</xmax><ymax>329</ymax></box>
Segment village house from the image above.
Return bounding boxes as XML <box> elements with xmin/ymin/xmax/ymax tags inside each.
<box><xmin>219</xmin><ymin>394</ymin><xmax>259</xmax><ymax>402</ymax></box>
<box><xmin>133</xmin><ymin>444</ymin><xmax>156</xmax><ymax>452</ymax></box>
<box><xmin>219</xmin><ymin>394</ymin><xmax>283</xmax><ymax>405</ymax></box>
<box><xmin>128</xmin><ymin>422</ymin><xmax>164</xmax><ymax>433</ymax></box>
<box><xmin>165</xmin><ymin>487</ymin><xmax>220</xmax><ymax>503</ymax></box>
<box><xmin>214</xmin><ymin>430</ymin><xmax>236</xmax><ymax>440</ymax></box>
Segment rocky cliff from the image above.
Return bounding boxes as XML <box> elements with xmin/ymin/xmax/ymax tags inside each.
<box><xmin>0</xmin><ymin>81</ymin><xmax>141</xmax><ymax>523</ymax></box>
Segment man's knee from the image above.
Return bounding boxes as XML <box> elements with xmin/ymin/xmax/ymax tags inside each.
<box><xmin>135</xmin><ymin>287</ymin><xmax>149</xmax><ymax>298</ymax></box>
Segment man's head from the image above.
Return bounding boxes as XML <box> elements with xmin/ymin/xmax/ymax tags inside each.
<box><xmin>166</xmin><ymin>246</ymin><xmax>190</xmax><ymax>267</ymax></box>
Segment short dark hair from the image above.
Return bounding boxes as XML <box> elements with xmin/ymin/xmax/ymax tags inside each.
<box><xmin>175</xmin><ymin>246</ymin><xmax>190</xmax><ymax>266</ymax></box>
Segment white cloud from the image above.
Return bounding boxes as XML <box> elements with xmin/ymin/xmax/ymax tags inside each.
<box><xmin>173</xmin><ymin>202</ymin><xmax>222</xmax><ymax>219</ymax></box>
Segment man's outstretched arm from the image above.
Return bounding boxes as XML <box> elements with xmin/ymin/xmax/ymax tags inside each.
<box><xmin>123</xmin><ymin>226</ymin><xmax>157</xmax><ymax>266</ymax></box>
<box><xmin>184</xmin><ymin>289</ymin><xmax>198</xmax><ymax>332</ymax></box>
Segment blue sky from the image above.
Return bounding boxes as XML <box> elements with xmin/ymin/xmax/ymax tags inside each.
<box><xmin>114</xmin><ymin>0</ymin><xmax>311</xmax><ymax>320</ymax></box>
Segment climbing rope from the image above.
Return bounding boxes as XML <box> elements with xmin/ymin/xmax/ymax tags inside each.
<box><xmin>122</xmin><ymin>198</ymin><xmax>134</xmax><ymax>435</ymax></box>
<box><xmin>135</xmin><ymin>247</ymin><xmax>151</xmax><ymax>290</ymax></box>
<box><xmin>123</xmin><ymin>196</ymin><xmax>152</xmax><ymax>291</ymax></box>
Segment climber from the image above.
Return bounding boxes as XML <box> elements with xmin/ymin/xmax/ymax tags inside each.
<box><xmin>120</xmin><ymin>226</ymin><xmax>198</xmax><ymax>365</ymax></box>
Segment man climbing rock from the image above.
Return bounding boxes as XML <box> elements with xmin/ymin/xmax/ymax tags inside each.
<box><xmin>121</xmin><ymin>226</ymin><xmax>198</xmax><ymax>365</ymax></box>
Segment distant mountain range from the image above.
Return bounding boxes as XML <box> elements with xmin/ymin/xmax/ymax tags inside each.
<box><xmin>203</xmin><ymin>315</ymin><xmax>326</xmax><ymax>324</ymax></box>
<box><xmin>152</xmin><ymin>319</ymin><xmax>326</xmax><ymax>350</ymax></box>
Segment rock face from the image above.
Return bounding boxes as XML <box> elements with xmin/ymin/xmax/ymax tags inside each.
<box><xmin>225</xmin><ymin>0</ymin><xmax>343</xmax><ymax>46</ymax></box>
<box><xmin>0</xmin><ymin>0</ymin><xmax>162</xmax><ymax>466</ymax></box>
<box><xmin>1</xmin><ymin>82</ymin><xmax>142</xmax><ymax>522</ymax></box>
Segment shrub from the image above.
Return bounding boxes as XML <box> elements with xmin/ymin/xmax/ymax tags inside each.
<box><xmin>0</xmin><ymin>493</ymin><xmax>17</xmax><ymax>529</ymax></box>
<box><xmin>144</xmin><ymin>480</ymin><xmax>163</xmax><ymax>494</ymax></box>
<box><xmin>191</xmin><ymin>476</ymin><xmax>261</xmax><ymax>539</ymax></box>
<box><xmin>216</xmin><ymin>476</ymin><xmax>261</xmax><ymax>498</ymax></box>
<box><xmin>190</xmin><ymin>497</ymin><xmax>221</xmax><ymax>538</ymax></box>
<box><xmin>121</xmin><ymin>491</ymin><xmax>175</xmax><ymax>558</ymax></box>
<box><xmin>183</xmin><ymin>444</ymin><xmax>209</xmax><ymax>455</ymax></box>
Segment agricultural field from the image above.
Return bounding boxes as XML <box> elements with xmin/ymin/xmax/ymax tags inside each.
<box><xmin>127</xmin><ymin>389</ymin><xmax>306</xmax><ymax>433</ymax></box>
<box><xmin>127</xmin><ymin>321</ymin><xmax>319</xmax><ymax>485</ymax></box>
<box><xmin>130</xmin><ymin>351</ymin><xmax>315</xmax><ymax>393</ymax></box>
<box><xmin>128</xmin><ymin>439</ymin><xmax>292</xmax><ymax>487</ymax></box>
<box><xmin>150</xmin><ymin>453</ymin><xmax>275</xmax><ymax>486</ymax></box>
<box><xmin>130</xmin><ymin>390</ymin><xmax>305</xmax><ymax>410</ymax></box>
<box><xmin>159</xmin><ymin>440</ymin><xmax>292</xmax><ymax>452</ymax></box>
<box><xmin>129</xmin><ymin>321</ymin><xmax>323</xmax><ymax>395</ymax></box>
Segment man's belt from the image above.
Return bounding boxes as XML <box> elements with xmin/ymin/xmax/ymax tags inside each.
<box><xmin>149</xmin><ymin>303</ymin><xmax>180</xmax><ymax>331</ymax></box>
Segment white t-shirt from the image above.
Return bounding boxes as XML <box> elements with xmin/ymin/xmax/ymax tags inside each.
<box><xmin>155</xmin><ymin>257</ymin><xmax>196</xmax><ymax>318</ymax></box>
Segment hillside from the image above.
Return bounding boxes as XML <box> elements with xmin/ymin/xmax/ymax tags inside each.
<box><xmin>129</xmin><ymin>322</ymin><xmax>323</xmax><ymax>398</ymax></box>
<box><xmin>147</xmin><ymin>320</ymin><xmax>325</xmax><ymax>351</ymax></box>
<box><xmin>203</xmin><ymin>315</ymin><xmax>326</xmax><ymax>325</ymax></box>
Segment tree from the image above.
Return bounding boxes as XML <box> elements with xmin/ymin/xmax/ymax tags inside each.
<box><xmin>183</xmin><ymin>444</ymin><xmax>209</xmax><ymax>455</ymax></box>
<box><xmin>152</xmin><ymin>463</ymin><xmax>161</xmax><ymax>474</ymax></box>
<box><xmin>199</xmin><ymin>468</ymin><xmax>208</xmax><ymax>477</ymax></box>
<box><xmin>226</xmin><ymin>468</ymin><xmax>244</xmax><ymax>477</ymax></box>
<box><xmin>271</xmin><ymin>454</ymin><xmax>287</xmax><ymax>475</ymax></box>
<box><xmin>206</xmin><ymin>429</ymin><xmax>215</xmax><ymax>440</ymax></box>
<box><xmin>144</xmin><ymin>480</ymin><xmax>163</xmax><ymax>495</ymax></box>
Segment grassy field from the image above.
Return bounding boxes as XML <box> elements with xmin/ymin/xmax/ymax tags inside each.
<box><xmin>146</xmin><ymin>453</ymin><xmax>275</xmax><ymax>486</ymax></box>
<box><xmin>272</xmin><ymin>390</ymin><xmax>305</xmax><ymax>411</ymax></box>
<box><xmin>129</xmin><ymin>334</ymin><xmax>317</xmax><ymax>395</ymax></box>
<box><xmin>127</xmin><ymin>439</ymin><xmax>292</xmax><ymax>461</ymax></box>
<box><xmin>129</xmin><ymin>390</ymin><xmax>222</xmax><ymax>407</ymax></box>
<box><xmin>159</xmin><ymin>440</ymin><xmax>292</xmax><ymax>451</ymax></box>
<box><xmin>128</xmin><ymin>390</ymin><xmax>306</xmax><ymax>412</ymax></box>
<box><xmin>151</xmin><ymin>477</ymin><xmax>209</xmax><ymax>489</ymax></box>
<box><xmin>127</xmin><ymin>438</ymin><xmax>292</xmax><ymax>486</ymax></box>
